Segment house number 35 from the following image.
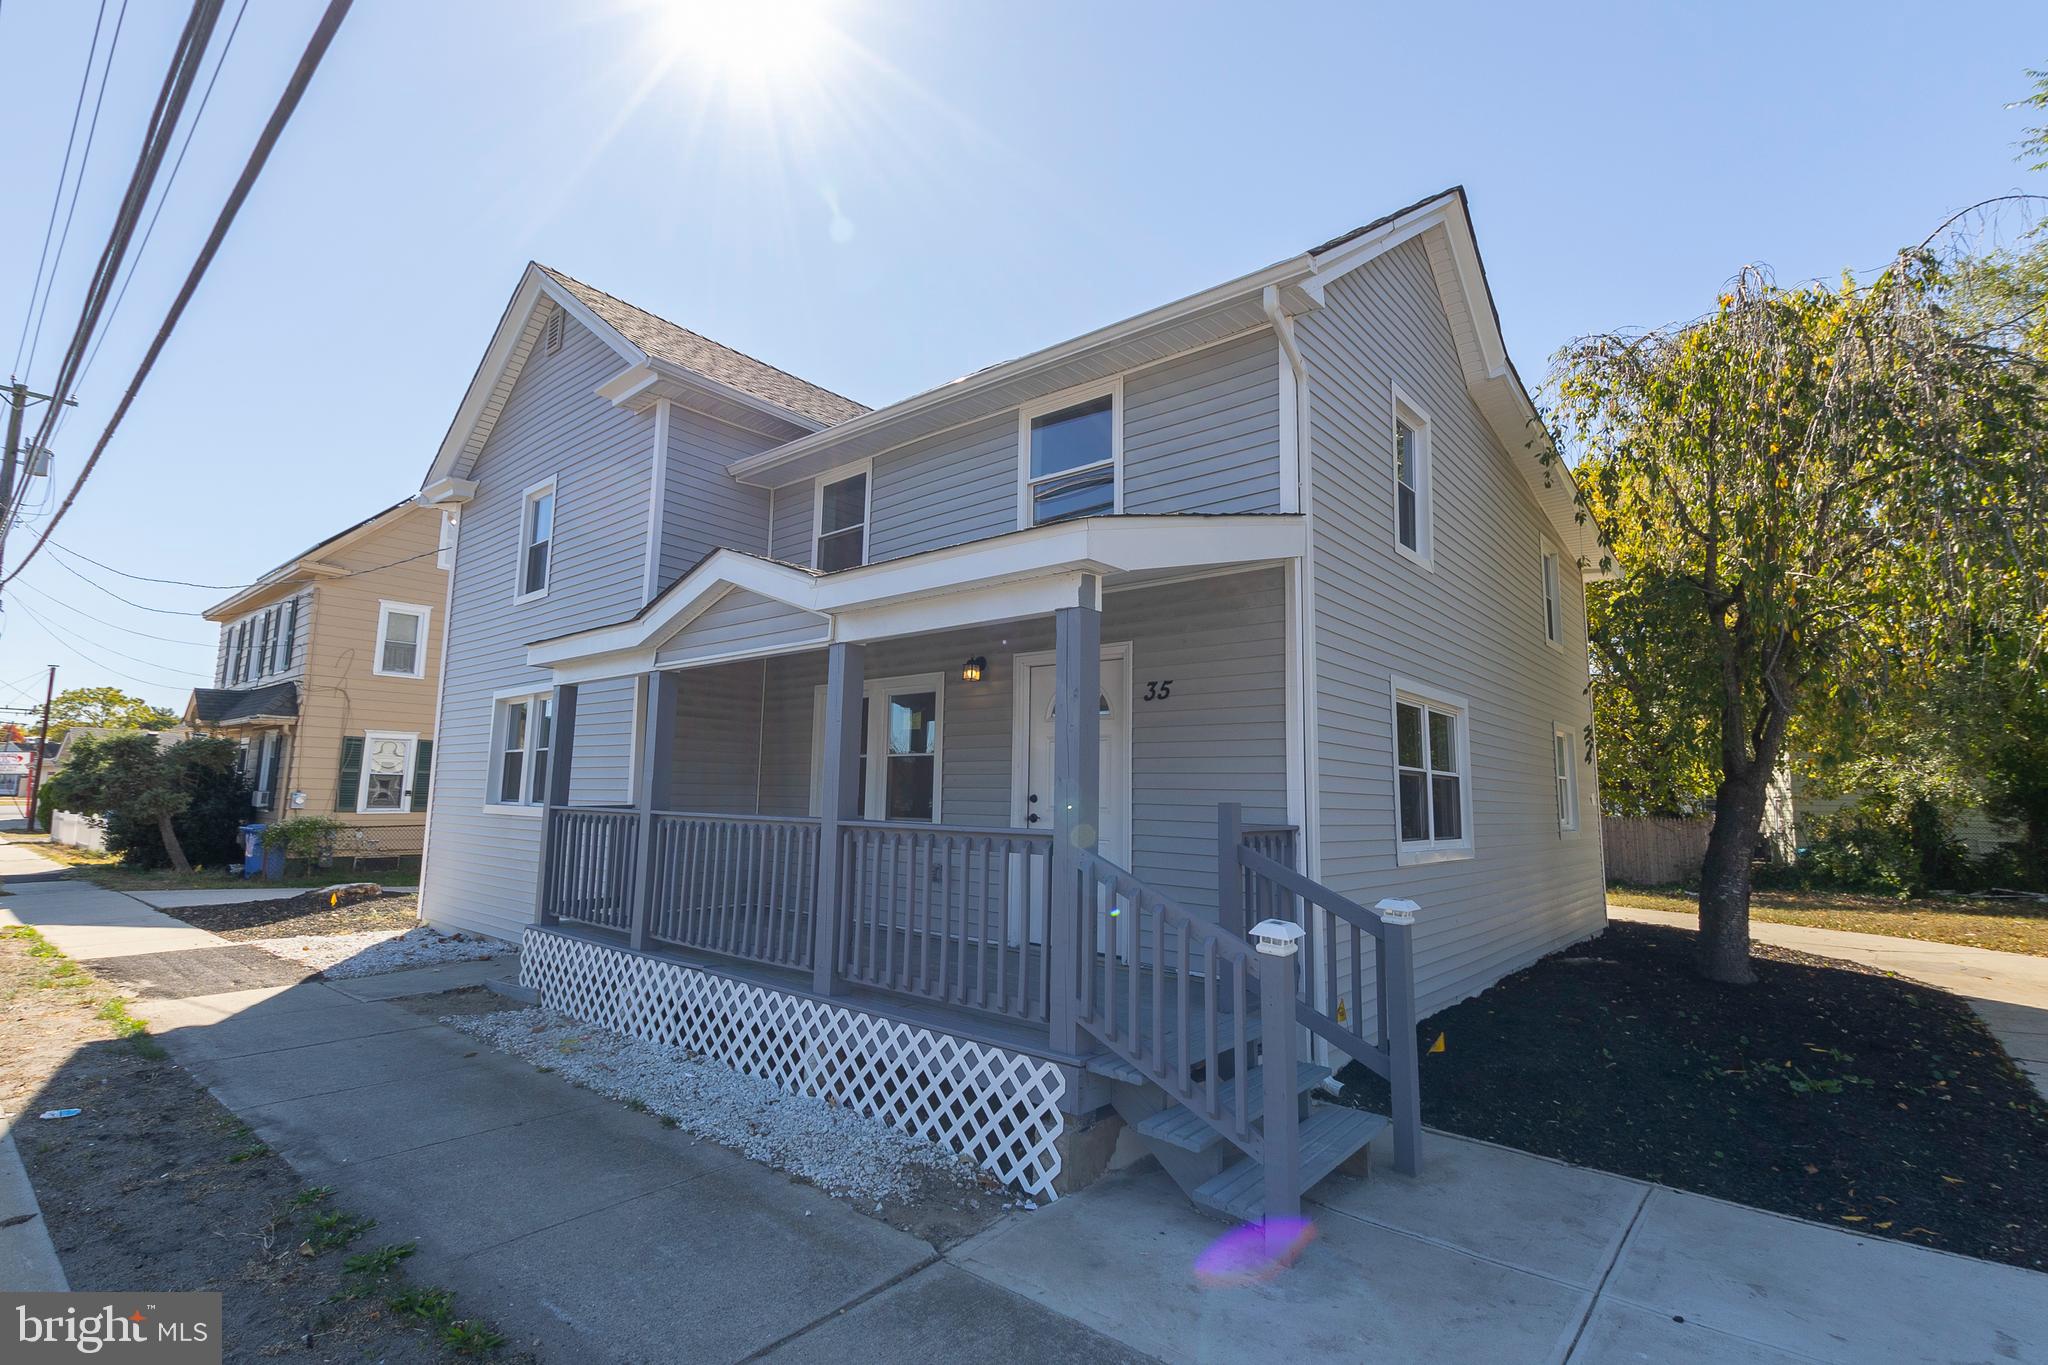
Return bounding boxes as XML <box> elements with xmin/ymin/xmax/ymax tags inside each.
<box><xmin>1142</xmin><ymin>680</ymin><xmax>1174</xmax><ymax>701</ymax></box>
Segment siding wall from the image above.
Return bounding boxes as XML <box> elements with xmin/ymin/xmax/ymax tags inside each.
<box><xmin>212</xmin><ymin>588</ymin><xmax>313</xmax><ymax>688</ymax></box>
<box><xmin>284</xmin><ymin>507</ymin><xmax>447</xmax><ymax>826</ymax></box>
<box><xmin>653</xmin><ymin>588</ymin><xmax>829</xmax><ymax>668</ymax></box>
<box><xmin>743</xmin><ymin>569</ymin><xmax>1286</xmax><ymax>920</ymax></box>
<box><xmin>656</xmin><ymin>402</ymin><xmax>777</xmax><ymax>590</ymax></box>
<box><xmin>421</xmin><ymin>316</ymin><xmax>655</xmax><ymax>941</ymax></box>
<box><xmin>1297</xmin><ymin>235</ymin><xmax>1605</xmax><ymax>1025</ymax></box>
<box><xmin>761</xmin><ymin>332</ymin><xmax>1283</xmax><ymax>569</ymax></box>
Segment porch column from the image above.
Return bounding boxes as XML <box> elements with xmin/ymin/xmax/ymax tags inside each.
<box><xmin>812</xmin><ymin>641</ymin><xmax>864</xmax><ymax>995</ymax></box>
<box><xmin>1048</xmin><ymin>576</ymin><xmax>1101</xmax><ymax>1056</ymax></box>
<box><xmin>627</xmin><ymin>672</ymin><xmax>681</xmax><ymax>952</ymax></box>
<box><xmin>531</xmin><ymin>682</ymin><xmax>578</xmax><ymax>926</ymax></box>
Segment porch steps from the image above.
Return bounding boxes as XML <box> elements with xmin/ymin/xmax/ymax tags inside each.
<box><xmin>1133</xmin><ymin>1061</ymin><xmax>1330</xmax><ymax>1153</ymax></box>
<box><xmin>1081</xmin><ymin>1010</ymin><xmax>1266</xmax><ymax>1086</ymax></box>
<box><xmin>1190</xmin><ymin>1106</ymin><xmax>1387</xmax><ymax>1223</ymax></box>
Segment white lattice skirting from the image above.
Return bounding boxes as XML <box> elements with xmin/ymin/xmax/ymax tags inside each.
<box><xmin>519</xmin><ymin>928</ymin><xmax>1067</xmax><ymax>1199</ymax></box>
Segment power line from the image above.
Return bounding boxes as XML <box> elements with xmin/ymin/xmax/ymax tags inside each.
<box><xmin>48</xmin><ymin>538</ymin><xmax>245</xmax><ymax>589</ymax></box>
<box><xmin>40</xmin><ymin>548</ymin><xmax>206</xmax><ymax>615</ymax></box>
<box><xmin>6</xmin><ymin>579</ymin><xmax>213</xmax><ymax>645</ymax></box>
<box><xmin>22</xmin><ymin>0</ymin><xmax>132</xmax><ymax>382</ymax></box>
<box><xmin>4</xmin><ymin>0</ymin><xmax>354</xmax><ymax>589</ymax></box>
<box><xmin>12</xmin><ymin>0</ymin><xmax>110</xmax><ymax>377</ymax></box>
<box><xmin>3</xmin><ymin>0</ymin><xmax>227</xmax><ymax>573</ymax></box>
<box><xmin>75</xmin><ymin>0</ymin><xmax>252</xmax><ymax>394</ymax></box>
<box><xmin>6</xmin><ymin>593</ymin><xmax>206</xmax><ymax>689</ymax></box>
<box><xmin>5</xmin><ymin>591</ymin><xmax>206</xmax><ymax>675</ymax></box>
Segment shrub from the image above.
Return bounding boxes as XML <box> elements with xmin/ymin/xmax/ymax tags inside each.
<box><xmin>260</xmin><ymin>816</ymin><xmax>344</xmax><ymax>861</ymax></box>
<box><xmin>1790</xmin><ymin>798</ymin><xmax>1971</xmax><ymax>897</ymax></box>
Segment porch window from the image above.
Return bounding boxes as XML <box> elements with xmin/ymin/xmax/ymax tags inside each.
<box><xmin>491</xmin><ymin>694</ymin><xmax>553</xmax><ymax>808</ymax></box>
<box><xmin>884</xmin><ymin>690</ymin><xmax>937</xmax><ymax>820</ymax></box>
<box><xmin>1553</xmin><ymin>725</ymin><xmax>1579</xmax><ymax>832</ymax></box>
<box><xmin>1394</xmin><ymin>686</ymin><xmax>1470</xmax><ymax>861</ymax></box>
<box><xmin>517</xmin><ymin>478</ymin><xmax>555</xmax><ymax>600</ymax></box>
<box><xmin>1023</xmin><ymin>386</ymin><xmax>1119</xmax><ymax>526</ymax></box>
<box><xmin>374</xmin><ymin>601</ymin><xmax>431</xmax><ymax>679</ymax></box>
<box><xmin>811</xmin><ymin>673</ymin><xmax>944</xmax><ymax>822</ymax></box>
<box><xmin>814</xmin><ymin>468</ymin><xmax>868</xmax><ymax>571</ymax></box>
<box><xmin>1393</xmin><ymin>385</ymin><xmax>1432</xmax><ymax>565</ymax></box>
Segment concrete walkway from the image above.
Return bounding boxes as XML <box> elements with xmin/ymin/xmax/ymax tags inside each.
<box><xmin>6</xmin><ymin>844</ymin><xmax>2047</xmax><ymax>1361</ymax></box>
<box><xmin>1611</xmin><ymin>904</ymin><xmax>2048</xmax><ymax>1095</ymax></box>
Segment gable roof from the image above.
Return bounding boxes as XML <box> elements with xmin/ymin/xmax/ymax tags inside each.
<box><xmin>536</xmin><ymin>267</ymin><xmax>867</xmax><ymax>428</ymax></box>
<box><xmin>203</xmin><ymin>499</ymin><xmax>426</xmax><ymax>620</ymax></box>
<box><xmin>425</xmin><ymin>263</ymin><xmax>868</xmax><ymax>487</ymax></box>
<box><xmin>186</xmin><ymin>682</ymin><xmax>299</xmax><ymax>727</ymax></box>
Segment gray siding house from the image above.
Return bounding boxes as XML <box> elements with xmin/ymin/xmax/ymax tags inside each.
<box><xmin>415</xmin><ymin>188</ymin><xmax>1606</xmax><ymax>1215</ymax></box>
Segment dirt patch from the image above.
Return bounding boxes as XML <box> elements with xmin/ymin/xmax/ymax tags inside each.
<box><xmin>1338</xmin><ymin>920</ymin><xmax>2048</xmax><ymax>1270</ymax></box>
<box><xmin>0</xmin><ymin>931</ymin><xmax>532</xmax><ymax>1363</ymax></box>
<box><xmin>169</xmin><ymin>890</ymin><xmax>421</xmax><ymax>941</ymax></box>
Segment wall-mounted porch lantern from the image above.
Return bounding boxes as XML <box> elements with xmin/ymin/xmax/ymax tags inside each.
<box><xmin>960</xmin><ymin>656</ymin><xmax>986</xmax><ymax>683</ymax></box>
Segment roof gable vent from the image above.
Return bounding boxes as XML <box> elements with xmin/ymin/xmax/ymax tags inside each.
<box><xmin>544</xmin><ymin>308</ymin><xmax>564</xmax><ymax>354</ymax></box>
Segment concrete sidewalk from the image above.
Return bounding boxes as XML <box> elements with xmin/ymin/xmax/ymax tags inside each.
<box><xmin>7</xmin><ymin>843</ymin><xmax>2047</xmax><ymax>1361</ymax></box>
<box><xmin>1611</xmin><ymin>904</ymin><xmax>2048</xmax><ymax>1094</ymax></box>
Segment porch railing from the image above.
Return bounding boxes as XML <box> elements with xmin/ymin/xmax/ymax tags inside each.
<box><xmin>544</xmin><ymin>807</ymin><xmax>639</xmax><ymax>933</ymax></box>
<box><xmin>1220</xmin><ymin>802</ymin><xmax>1422</xmax><ymax>1176</ymax></box>
<box><xmin>836</xmin><ymin>820</ymin><xmax>1053</xmax><ymax>1022</ymax></box>
<box><xmin>647</xmin><ymin>813</ymin><xmax>820</xmax><ymax>970</ymax></box>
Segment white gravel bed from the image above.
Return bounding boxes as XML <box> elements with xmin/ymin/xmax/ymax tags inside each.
<box><xmin>249</xmin><ymin>926</ymin><xmax>503</xmax><ymax>978</ymax></box>
<box><xmin>449</xmin><ymin>1007</ymin><xmax>985</xmax><ymax>1205</ymax></box>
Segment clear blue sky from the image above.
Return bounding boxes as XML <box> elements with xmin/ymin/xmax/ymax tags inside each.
<box><xmin>0</xmin><ymin>0</ymin><xmax>2043</xmax><ymax>714</ymax></box>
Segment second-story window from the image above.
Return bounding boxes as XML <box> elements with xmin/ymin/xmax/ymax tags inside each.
<box><xmin>1392</xmin><ymin>385</ymin><xmax>1433</xmax><ymax>566</ymax></box>
<box><xmin>276</xmin><ymin>597</ymin><xmax>299</xmax><ymax>672</ymax></box>
<box><xmin>232</xmin><ymin>621</ymin><xmax>251</xmax><ymax>683</ymax></box>
<box><xmin>814</xmin><ymin>467</ymin><xmax>868</xmax><ymax>571</ymax></box>
<box><xmin>1542</xmin><ymin>544</ymin><xmax>1563</xmax><ymax>646</ymax></box>
<box><xmin>256</xmin><ymin>609</ymin><xmax>277</xmax><ymax>678</ymax></box>
<box><xmin>374</xmin><ymin>601</ymin><xmax>432</xmax><ymax>679</ymax></box>
<box><xmin>517</xmin><ymin>478</ymin><xmax>555</xmax><ymax>600</ymax></box>
<box><xmin>1023</xmin><ymin>385</ymin><xmax>1119</xmax><ymax>526</ymax></box>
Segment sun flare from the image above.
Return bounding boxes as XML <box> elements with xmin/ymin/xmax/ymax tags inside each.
<box><xmin>650</xmin><ymin>0</ymin><xmax>843</xmax><ymax>92</ymax></box>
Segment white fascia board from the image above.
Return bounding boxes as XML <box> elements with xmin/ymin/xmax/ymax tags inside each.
<box><xmin>595</xmin><ymin>363</ymin><xmax>661</xmax><ymax>406</ymax></box>
<box><xmin>417</xmin><ymin>477</ymin><xmax>478</xmax><ymax>507</ymax></box>
<box><xmin>836</xmin><ymin>574</ymin><xmax>1089</xmax><ymax>642</ymax></box>
<box><xmin>526</xmin><ymin>514</ymin><xmax>1306</xmax><ymax>672</ymax></box>
<box><xmin>725</xmin><ymin>257</ymin><xmax>1318</xmax><ymax>485</ymax></box>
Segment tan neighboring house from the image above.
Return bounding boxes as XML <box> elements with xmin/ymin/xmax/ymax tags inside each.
<box><xmin>183</xmin><ymin>500</ymin><xmax>447</xmax><ymax>834</ymax></box>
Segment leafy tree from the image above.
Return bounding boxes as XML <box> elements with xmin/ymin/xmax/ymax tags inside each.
<box><xmin>40</xmin><ymin>734</ymin><xmax>241</xmax><ymax>873</ymax></box>
<box><xmin>1588</xmin><ymin>574</ymin><xmax>1718</xmax><ymax>817</ymax></box>
<box><xmin>1547</xmin><ymin>247</ymin><xmax>2046</xmax><ymax>982</ymax></box>
<box><xmin>48</xmin><ymin>686</ymin><xmax>178</xmax><ymax>734</ymax></box>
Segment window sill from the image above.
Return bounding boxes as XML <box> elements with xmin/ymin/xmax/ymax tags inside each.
<box><xmin>1394</xmin><ymin>542</ymin><xmax>1434</xmax><ymax>572</ymax></box>
<box><xmin>481</xmin><ymin>802</ymin><xmax>544</xmax><ymax>817</ymax></box>
<box><xmin>371</xmin><ymin>668</ymin><xmax>428</xmax><ymax>681</ymax></box>
<box><xmin>1396</xmin><ymin>841</ymin><xmax>1473</xmax><ymax>866</ymax></box>
<box><xmin>511</xmin><ymin>588</ymin><xmax>550</xmax><ymax>606</ymax></box>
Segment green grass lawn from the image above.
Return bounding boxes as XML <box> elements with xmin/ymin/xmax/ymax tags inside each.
<box><xmin>1610</xmin><ymin>885</ymin><xmax>2048</xmax><ymax>957</ymax></box>
<box><xmin>6</xmin><ymin>840</ymin><xmax>338</xmax><ymax>891</ymax></box>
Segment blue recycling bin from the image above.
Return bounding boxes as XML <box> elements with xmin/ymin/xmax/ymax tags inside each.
<box><xmin>239</xmin><ymin>823</ymin><xmax>284</xmax><ymax>881</ymax></box>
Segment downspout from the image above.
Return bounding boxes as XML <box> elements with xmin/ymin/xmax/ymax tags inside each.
<box><xmin>1263</xmin><ymin>285</ymin><xmax>1310</xmax><ymax>515</ymax></box>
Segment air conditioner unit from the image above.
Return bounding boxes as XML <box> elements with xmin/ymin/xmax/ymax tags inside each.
<box><xmin>251</xmin><ymin>790</ymin><xmax>273</xmax><ymax>810</ymax></box>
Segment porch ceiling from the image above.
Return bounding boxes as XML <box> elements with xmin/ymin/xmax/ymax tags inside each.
<box><xmin>526</xmin><ymin>513</ymin><xmax>1305</xmax><ymax>682</ymax></box>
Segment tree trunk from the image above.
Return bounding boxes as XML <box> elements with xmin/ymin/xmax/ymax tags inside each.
<box><xmin>156</xmin><ymin>811</ymin><xmax>192</xmax><ymax>876</ymax></box>
<box><xmin>1696</xmin><ymin>765</ymin><xmax>1768</xmax><ymax>984</ymax></box>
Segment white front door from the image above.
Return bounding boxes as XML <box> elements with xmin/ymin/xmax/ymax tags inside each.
<box><xmin>1012</xmin><ymin>648</ymin><xmax>1130</xmax><ymax>948</ymax></box>
<box><xmin>359</xmin><ymin>731</ymin><xmax>416</xmax><ymax>813</ymax></box>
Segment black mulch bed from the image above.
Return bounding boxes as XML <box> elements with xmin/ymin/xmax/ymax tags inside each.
<box><xmin>1337</xmin><ymin>920</ymin><xmax>2048</xmax><ymax>1271</ymax></box>
<box><xmin>166</xmin><ymin>889</ymin><xmax>419</xmax><ymax>940</ymax></box>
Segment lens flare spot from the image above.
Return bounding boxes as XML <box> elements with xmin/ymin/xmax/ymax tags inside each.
<box><xmin>1193</xmin><ymin>1217</ymin><xmax>1317</xmax><ymax>1287</ymax></box>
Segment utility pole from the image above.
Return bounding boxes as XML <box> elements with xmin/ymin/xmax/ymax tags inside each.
<box><xmin>0</xmin><ymin>382</ymin><xmax>77</xmax><ymax>595</ymax></box>
<box><xmin>24</xmin><ymin>665</ymin><xmax>56</xmax><ymax>834</ymax></box>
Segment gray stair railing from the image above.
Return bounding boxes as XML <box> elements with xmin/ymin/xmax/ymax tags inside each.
<box><xmin>1071</xmin><ymin>849</ymin><xmax>1305</xmax><ymax>1226</ymax></box>
<box><xmin>1219</xmin><ymin>803</ymin><xmax>1423</xmax><ymax>1176</ymax></box>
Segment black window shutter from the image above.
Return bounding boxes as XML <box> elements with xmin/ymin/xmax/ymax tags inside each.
<box><xmin>410</xmin><ymin>739</ymin><xmax>433</xmax><ymax>813</ymax></box>
<box><xmin>282</xmin><ymin>597</ymin><xmax>298</xmax><ymax>670</ymax></box>
<box><xmin>336</xmin><ymin>736</ymin><xmax>364</xmax><ymax>814</ymax></box>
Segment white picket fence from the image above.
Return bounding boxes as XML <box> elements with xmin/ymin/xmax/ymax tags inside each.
<box><xmin>50</xmin><ymin>809</ymin><xmax>108</xmax><ymax>852</ymax></box>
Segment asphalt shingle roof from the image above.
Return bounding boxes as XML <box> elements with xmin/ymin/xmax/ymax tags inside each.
<box><xmin>189</xmin><ymin>683</ymin><xmax>299</xmax><ymax>726</ymax></box>
<box><xmin>538</xmin><ymin>266</ymin><xmax>869</xmax><ymax>429</ymax></box>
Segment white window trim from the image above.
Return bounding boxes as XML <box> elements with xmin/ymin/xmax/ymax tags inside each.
<box><xmin>483</xmin><ymin>689</ymin><xmax>551</xmax><ymax>814</ymax></box>
<box><xmin>807</xmin><ymin>670</ymin><xmax>946</xmax><ymax>822</ymax></box>
<box><xmin>1391</xmin><ymin>382</ymin><xmax>1434</xmax><ymax>570</ymax></box>
<box><xmin>811</xmin><ymin>458</ymin><xmax>873</xmax><ymax>571</ymax></box>
<box><xmin>372</xmin><ymin>600</ymin><xmax>433</xmax><ymax>679</ymax></box>
<box><xmin>1390</xmin><ymin>675</ymin><xmax>1474</xmax><ymax>865</ymax></box>
<box><xmin>1016</xmin><ymin>377</ymin><xmax>1124</xmax><ymax>530</ymax></box>
<box><xmin>1541</xmin><ymin>538</ymin><xmax>1565</xmax><ymax>649</ymax></box>
<box><xmin>1553</xmin><ymin>723</ymin><xmax>1581</xmax><ymax>835</ymax></box>
<box><xmin>357</xmin><ymin>729</ymin><xmax>419</xmax><ymax>814</ymax></box>
<box><xmin>513</xmin><ymin>475</ymin><xmax>558</xmax><ymax>604</ymax></box>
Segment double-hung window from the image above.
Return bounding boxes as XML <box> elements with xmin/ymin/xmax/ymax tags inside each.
<box><xmin>1022</xmin><ymin>384</ymin><xmax>1119</xmax><ymax>526</ymax></box>
<box><xmin>1392</xmin><ymin>386</ymin><xmax>1432</xmax><ymax>565</ymax></box>
<box><xmin>1542</xmin><ymin>544</ymin><xmax>1563</xmax><ymax>646</ymax></box>
<box><xmin>1394</xmin><ymin>684</ymin><xmax>1471</xmax><ymax>862</ymax></box>
<box><xmin>814</xmin><ymin>467</ymin><xmax>868</xmax><ymax>571</ymax></box>
<box><xmin>491</xmin><ymin>693</ymin><xmax>554</xmax><ymax>808</ymax></box>
<box><xmin>276</xmin><ymin>597</ymin><xmax>299</xmax><ymax>673</ymax></box>
<box><xmin>232</xmin><ymin>621</ymin><xmax>251</xmax><ymax>683</ymax></box>
<box><xmin>374</xmin><ymin>601</ymin><xmax>431</xmax><ymax>679</ymax></box>
<box><xmin>1553</xmin><ymin>725</ymin><xmax>1580</xmax><ymax>832</ymax></box>
<box><xmin>256</xmin><ymin>610</ymin><xmax>277</xmax><ymax>679</ymax></box>
<box><xmin>516</xmin><ymin>478</ymin><xmax>555</xmax><ymax>600</ymax></box>
<box><xmin>810</xmin><ymin>674</ymin><xmax>943</xmax><ymax>822</ymax></box>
